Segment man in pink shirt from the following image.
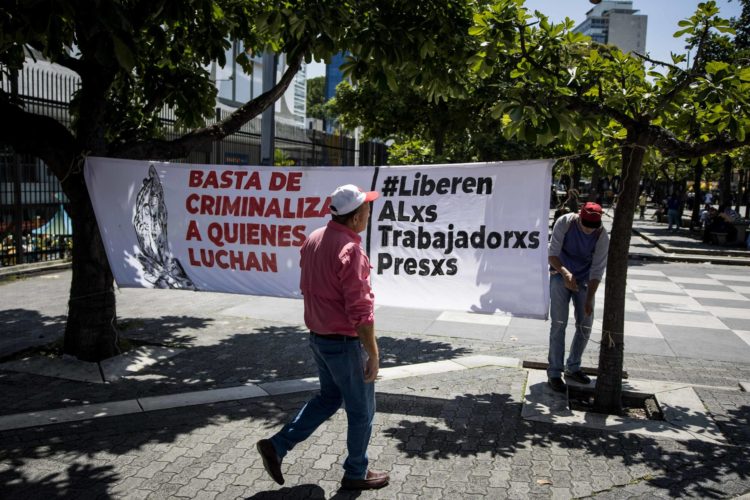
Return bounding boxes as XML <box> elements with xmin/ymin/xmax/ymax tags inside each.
<box><xmin>257</xmin><ymin>184</ymin><xmax>389</xmax><ymax>491</ymax></box>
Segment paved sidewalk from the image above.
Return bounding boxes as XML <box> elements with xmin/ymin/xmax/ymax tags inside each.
<box><xmin>1</xmin><ymin>353</ymin><xmax>748</xmax><ymax>499</ymax></box>
<box><xmin>1</xmin><ymin>263</ymin><xmax>750</xmax><ymax>498</ymax></box>
<box><xmin>624</xmin><ymin>207</ymin><xmax>750</xmax><ymax>265</ymax></box>
<box><xmin>1</xmin><ymin>214</ymin><xmax>750</xmax><ymax>498</ymax></box>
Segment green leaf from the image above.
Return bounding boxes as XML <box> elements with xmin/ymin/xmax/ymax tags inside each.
<box><xmin>385</xmin><ymin>69</ymin><xmax>398</xmax><ymax>92</ymax></box>
<box><xmin>490</xmin><ymin>102</ymin><xmax>505</xmax><ymax>119</ymax></box>
<box><xmin>212</xmin><ymin>4</ymin><xmax>224</xmax><ymax>21</ymax></box>
<box><xmin>705</xmin><ymin>61</ymin><xmax>729</xmax><ymax>74</ymax></box>
<box><xmin>468</xmin><ymin>55</ymin><xmax>485</xmax><ymax>73</ymax></box>
<box><xmin>112</xmin><ymin>36</ymin><xmax>135</xmax><ymax>72</ymax></box>
<box><xmin>468</xmin><ymin>25</ymin><xmax>487</xmax><ymax>36</ymax></box>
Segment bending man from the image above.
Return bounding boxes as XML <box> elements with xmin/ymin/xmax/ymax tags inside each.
<box><xmin>547</xmin><ymin>202</ymin><xmax>609</xmax><ymax>393</ymax></box>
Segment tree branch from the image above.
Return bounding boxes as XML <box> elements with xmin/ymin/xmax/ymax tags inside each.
<box><xmin>633</xmin><ymin>52</ymin><xmax>681</xmax><ymax>72</ymax></box>
<box><xmin>561</xmin><ymin>95</ymin><xmax>640</xmax><ymax>130</ymax></box>
<box><xmin>112</xmin><ymin>48</ymin><xmax>307</xmax><ymax>160</ymax></box>
<box><xmin>0</xmin><ymin>91</ymin><xmax>78</xmax><ymax>191</ymax></box>
<box><xmin>55</xmin><ymin>52</ymin><xmax>84</xmax><ymax>75</ymax></box>
<box><xmin>648</xmin><ymin>25</ymin><xmax>710</xmax><ymax>119</ymax></box>
<box><xmin>648</xmin><ymin>124</ymin><xmax>750</xmax><ymax>158</ymax></box>
<box><xmin>517</xmin><ymin>23</ymin><xmax>553</xmax><ymax>76</ymax></box>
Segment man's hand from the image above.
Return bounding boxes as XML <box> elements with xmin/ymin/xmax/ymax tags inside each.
<box><xmin>563</xmin><ymin>271</ymin><xmax>579</xmax><ymax>292</ymax></box>
<box><xmin>364</xmin><ymin>355</ymin><xmax>379</xmax><ymax>383</ymax></box>
<box><xmin>584</xmin><ymin>279</ymin><xmax>600</xmax><ymax>317</ymax></box>
<box><xmin>356</xmin><ymin>323</ymin><xmax>379</xmax><ymax>383</ymax></box>
<box><xmin>585</xmin><ymin>298</ymin><xmax>594</xmax><ymax>316</ymax></box>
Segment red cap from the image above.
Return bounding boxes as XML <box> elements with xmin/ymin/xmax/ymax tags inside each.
<box><xmin>579</xmin><ymin>202</ymin><xmax>603</xmax><ymax>226</ymax></box>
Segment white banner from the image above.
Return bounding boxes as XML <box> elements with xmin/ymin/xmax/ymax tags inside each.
<box><xmin>85</xmin><ymin>157</ymin><xmax>552</xmax><ymax>318</ymax></box>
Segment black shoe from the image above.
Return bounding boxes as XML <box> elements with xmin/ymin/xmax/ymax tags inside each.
<box><xmin>548</xmin><ymin>377</ymin><xmax>567</xmax><ymax>393</ymax></box>
<box><xmin>341</xmin><ymin>470</ymin><xmax>390</xmax><ymax>490</ymax></box>
<box><xmin>257</xmin><ymin>439</ymin><xmax>284</xmax><ymax>485</ymax></box>
<box><xmin>565</xmin><ymin>370</ymin><xmax>592</xmax><ymax>385</ymax></box>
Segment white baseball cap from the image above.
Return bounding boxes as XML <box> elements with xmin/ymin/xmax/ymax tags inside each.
<box><xmin>329</xmin><ymin>184</ymin><xmax>380</xmax><ymax>215</ymax></box>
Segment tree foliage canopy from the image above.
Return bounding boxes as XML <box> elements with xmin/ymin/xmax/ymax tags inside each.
<box><xmin>0</xmin><ymin>0</ymin><xmax>479</xmax><ymax>361</ymax></box>
<box><xmin>469</xmin><ymin>0</ymin><xmax>750</xmax><ymax>156</ymax></box>
<box><xmin>1</xmin><ymin>0</ymin><xmax>476</xmax><ymax>163</ymax></box>
<box><xmin>466</xmin><ymin>0</ymin><xmax>750</xmax><ymax>412</ymax></box>
<box><xmin>305</xmin><ymin>75</ymin><xmax>326</xmax><ymax>121</ymax></box>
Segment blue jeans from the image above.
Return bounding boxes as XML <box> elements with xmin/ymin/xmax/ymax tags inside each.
<box><xmin>270</xmin><ymin>334</ymin><xmax>375</xmax><ymax>480</ymax></box>
<box><xmin>667</xmin><ymin>209</ymin><xmax>680</xmax><ymax>230</ymax></box>
<box><xmin>548</xmin><ymin>274</ymin><xmax>594</xmax><ymax>378</ymax></box>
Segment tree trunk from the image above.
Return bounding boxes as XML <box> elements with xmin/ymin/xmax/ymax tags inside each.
<box><xmin>572</xmin><ymin>161</ymin><xmax>581</xmax><ymax>191</ymax></box>
<box><xmin>735</xmin><ymin>169</ymin><xmax>743</xmax><ymax>214</ymax></box>
<box><xmin>593</xmin><ymin>130</ymin><xmax>648</xmax><ymax>414</ymax></box>
<box><xmin>590</xmin><ymin>162</ymin><xmax>601</xmax><ymax>202</ymax></box>
<box><xmin>63</xmin><ymin>63</ymin><xmax>118</xmax><ymax>362</ymax></box>
<box><xmin>721</xmin><ymin>155</ymin><xmax>732</xmax><ymax>206</ymax></box>
<box><xmin>433</xmin><ymin>131</ymin><xmax>445</xmax><ymax>158</ymax></box>
<box><xmin>691</xmin><ymin>162</ymin><xmax>703</xmax><ymax>224</ymax></box>
<box><xmin>63</xmin><ymin>173</ymin><xmax>118</xmax><ymax>361</ymax></box>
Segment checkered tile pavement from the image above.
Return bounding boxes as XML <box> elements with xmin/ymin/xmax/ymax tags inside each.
<box><xmin>361</xmin><ymin>264</ymin><xmax>750</xmax><ymax>363</ymax></box>
<box><xmin>224</xmin><ymin>263</ymin><xmax>750</xmax><ymax>364</ymax></box>
<box><xmin>585</xmin><ymin>267</ymin><xmax>750</xmax><ymax>362</ymax></box>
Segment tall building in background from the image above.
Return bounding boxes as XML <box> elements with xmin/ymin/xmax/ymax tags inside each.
<box><xmin>574</xmin><ymin>1</ymin><xmax>647</xmax><ymax>54</ymax></box>
<box><xmin>324</xmin><ymin>52</ymin><xmax>349</xmax><ymax>133</ymax></box>
<box><xmin>324</xmin><ymin>53</ymin><xmax>348</xmax><ymax>102</ymax></box>
<box><xmin>212</xmin><ymin>41</ymin><xmax>306</xmax><ymax>127</ymax></box>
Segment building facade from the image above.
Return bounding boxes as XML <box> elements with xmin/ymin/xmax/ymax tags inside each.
<box><xmin>574</xmin><ymin>1</ymin><xmax>647</xmax><ymax>54</ymax></box>
<box><xmin>212</xmin><ymin>41</ymin><xmax>307</xmax><ymax>128</ymax></box>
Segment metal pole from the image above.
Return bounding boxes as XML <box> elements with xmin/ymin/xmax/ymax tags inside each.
<box><xmin>260</xmin><ymin>51</ymin><xmax>277</xmax><ymax>166</ymax></box>
<box><xmin>215</xmin><ymin>107</ymin><xmax>222</xmax><ymax>165</ymax></box>
<box><xmin>232</xmin><ymin>41</ymin><xmax>239</xmax><ymax>102</ymax></box>
<box><xmin>311</xmin><ymin>129</ymin><xmax>316</xmax><ymax>166</ymax></box>
<box><xmin>354</xmin><ymin>126</ymin><xmax>361</xmax><ymax>167</ymax></box>
<box><xmin>10</xmin><ymin>68</ymin><xmax>24</xmax><ymax>264</ymax></box>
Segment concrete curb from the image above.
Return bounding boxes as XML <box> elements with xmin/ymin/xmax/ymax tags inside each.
<box><xmin>0</xmin><ymin>260</ymin><xmax>71</xmax><ymax>279</ymax></box>
<box><xmin>0</xmin><ymin>346</ymin><xmax>185</xmax><ymax>384</ymax></box>
<box><xmin>0</xmin><ymin>355</ymin><xmax>522</xmax><ymax>432</ymax></box>
<box><xmin>631</xmin><ymin>228</ymin><xmax>750</xmax><ymax>266</ymax></box>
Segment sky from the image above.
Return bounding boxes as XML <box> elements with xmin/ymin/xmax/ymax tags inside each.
<box><xmin>307</xmin><ymin>0</ymin><xmax>743</xmax><ymax>78</ymax></box>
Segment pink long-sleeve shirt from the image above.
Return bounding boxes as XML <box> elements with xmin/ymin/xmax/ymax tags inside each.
<box><xmin>300</xmin><ymin>221</ymin><xmax>375</xmax><ymax>336</ymax></box>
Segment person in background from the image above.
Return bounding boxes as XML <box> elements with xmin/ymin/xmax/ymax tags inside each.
<box><xmin>638</xmin><ymin>192</ymin><xmax>648</xmax><ymax>220</ymax></box>
<box><xmin>718</xmin><ymin>204</ymin><xmax>739</xmax><ymax>243</ymax></box>
<box><xmin>546</xmin><ymin>202</ymin><xmax>610</xmax><ymax>393</ymax></box>
<box><xmin>256</xmin><ymin>184</ymin><xmax>389</xmax><ymax>491</ymax></box>
<box><xmin>667</xmin><ymin>193</ymin><xmax>681</xmax><ymax>232</ymax></box>
<box><xmin>699</xmin><ymin>203</ymin><xmax>712</xmax><ymax>228</ymax></box>
<box><xmin>565</xmin><ymin>189</ymin><xmax>580</xmax><ymax>214</ymax></box>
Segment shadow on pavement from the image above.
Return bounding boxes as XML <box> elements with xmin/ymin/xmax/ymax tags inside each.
<box><xmin>378</xmin><ymin>391</ymin><xmax>750</xmax><ymax>498</ymax></box>
<box><xmin>0</xmin><ymin>309</ymin><xmax>68</xmax><ymax>354</ymax></box>
<box><xmin>0</xmin><ymin>313</ymin><xmax>472</xmax><ymax>417</ymax></box>
<box><xmin>246</xmin><ymin>483</ymin><xmax>328</xmax><ymax>499</ymax></box>
<box><xmin>246</xmin><ymin>484</ymin><xmax>366</xmax><ymax>499</ymax></box>
<box><xmin>0</xmin><ymin>461</ymin><xmax>116</xmax><ymax>500</ymax></box>
<box><xmin>0</xmin><ymin>386</ymin><xmax>748</xmax><ymax>498</ymax></box>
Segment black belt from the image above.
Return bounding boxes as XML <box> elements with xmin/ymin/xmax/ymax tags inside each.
<box><xmin>310</xmin><ymin>331</ymin><xmax>355</xmax><ymax>341</ymax></box>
